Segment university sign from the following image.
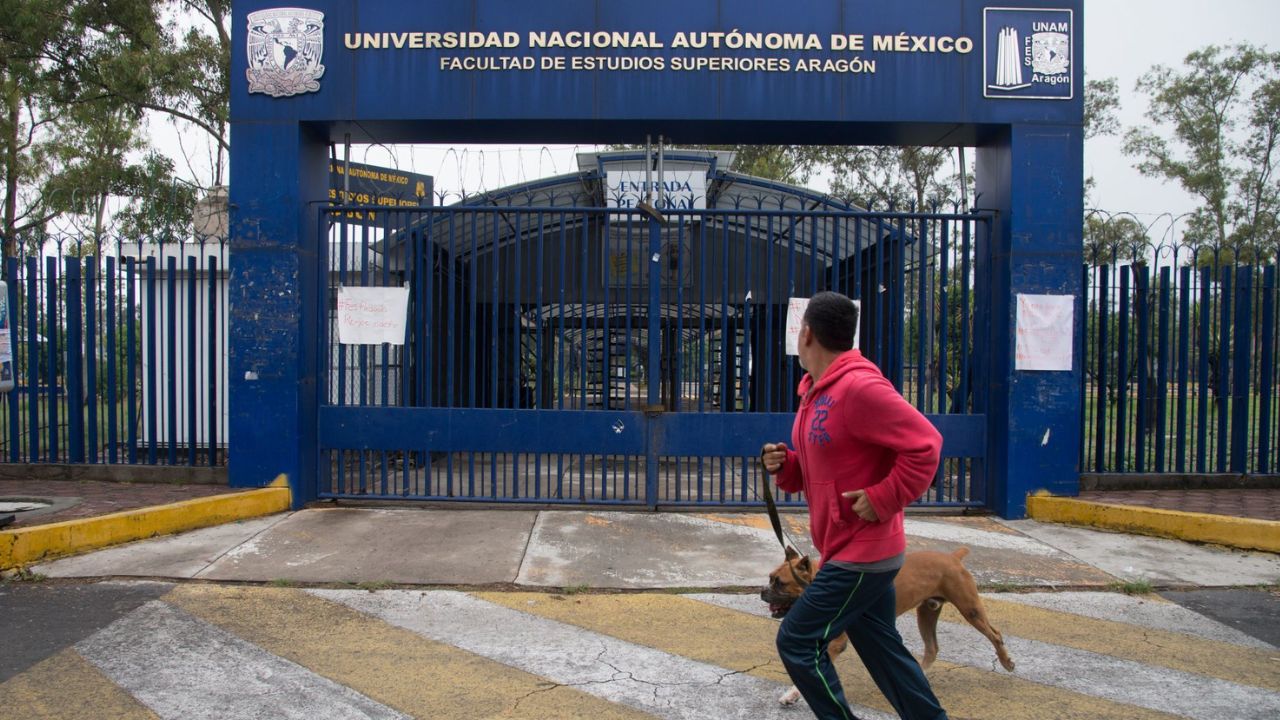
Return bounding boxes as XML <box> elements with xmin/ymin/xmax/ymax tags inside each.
<box><xmin>233</xmin><ymin>1</ymin><xmax>1084</xmax><ymax>137</ymax></box>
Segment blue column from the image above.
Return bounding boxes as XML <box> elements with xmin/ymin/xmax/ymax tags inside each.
<box><xmin>977</xmin><ymin>124</ymin><xmax>1084</xmax><ymax>518</ymax></box>
<box><xmin>228</xmin><ymin>121</ymin><xmax>327</xmax><ymax>507</ymax></box>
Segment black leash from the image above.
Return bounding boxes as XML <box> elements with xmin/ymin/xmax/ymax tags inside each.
<box><xmin>758</xmin><ymin>451</ymin><xmax>813</xmax><ymax>590</ymax></box>
<box><xmin>759</xmin><ymin>469</ymin><xmax>789</xmax><ymax>552</ymax></box>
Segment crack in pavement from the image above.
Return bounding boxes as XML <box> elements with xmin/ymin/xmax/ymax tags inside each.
<box><xmin>507</xmin><ymin>643</ymin><xmax>786</xmax><ymax>715</ymax></box>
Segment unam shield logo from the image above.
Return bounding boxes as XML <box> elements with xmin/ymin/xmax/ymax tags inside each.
<box><xmin>983</xmin><ymin>7</ymin><xmax>1073</xmax><ymax>100</ymax></box>
<box><xmin>247</xmin><ymin>8</ymin><xmax>325</xmax><ymax>98</ymax></box>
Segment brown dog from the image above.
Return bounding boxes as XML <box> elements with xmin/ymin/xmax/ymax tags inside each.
<box><xmin>761</xmin><ymin>546</ymin><xmax>1015</xmax><ymax>705</ymax></box>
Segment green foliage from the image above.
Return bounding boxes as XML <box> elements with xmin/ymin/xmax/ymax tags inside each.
<box><xmin>1123</xmin><ymin>44</ymin><xmax>1280</xmax><ymax>260</ymax></box>
<box><xmin>1084</xmin><ymin>215</ymin><xmax>1149</xmax><ymax>266</ymax></box>
<box><xmin>1108</xmin><ymin>579</ymin><xmax>1154</xmax><ymax>595</ymax></box>
<box><xmin>1084</xmin><ymin>77</ymin><xmax>1121</xmax><ymax>141</ymax></box>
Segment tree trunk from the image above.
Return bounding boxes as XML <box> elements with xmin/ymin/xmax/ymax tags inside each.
<box><xmin>4</xmin><ymin>78</ymin><xmax>19</xmax><ymax>258</ymax></box>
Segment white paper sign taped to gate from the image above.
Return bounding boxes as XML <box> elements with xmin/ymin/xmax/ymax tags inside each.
<box><xmin>785</xmin><ymin>296</ymin><xmax>860</xmax><ymax>356</ymax></box>
<box><xmin>1016</xmin><ymin>293</ymin><xmax>1074</xmax><ymax>371</ymax></box>
<box><xmin>785</xmin><ymin>298</ymin><xmax>809</xmax><ymax>355</ymax></box>
<box><xmin>337</xmin><ymin>286</ymin><xmax>410</xmax><ymax>345</ymax></box>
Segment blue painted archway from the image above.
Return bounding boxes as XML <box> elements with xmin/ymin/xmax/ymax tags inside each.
<box><xmin>228</xmin><ymin>0</ymin><xmax>1084</xmax><ymax>518</ymax></box>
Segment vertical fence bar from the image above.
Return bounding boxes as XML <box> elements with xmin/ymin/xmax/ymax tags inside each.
<box><xmin>65</xmin><ymin>258</ymin><xmax>84</xmax><ymax>463</ymax></box>
<box><xmin>1134</xmin><ymin>265</ymin><xmax>1149</xmax><ymax>472</ymax></box>
<box><xmin>1216</xmin><ymin>266</ymin><xmax>1231</xmax><ymax>472</ymax></box>
<box><xmin>916</xmin><ymin>218</ymin><xmax>928</xmax><ymax>409</ymax></box>
<box><xmin>126</xmin><ymin>257</ymin><xmax>138</xmax><ymax>464</ymax></box>
<box><xmin>25</xmin><ymin>257</ymin><xmax>39</xmax><ymax>462</ymax></box>
<box><xmin>1195</xmin><ymin>265</ymin><xmax>1210</xmax><ymax>472</ymax></box>
<box><xmin>1094</xmin><ymin>265</ymin><xmax>1109</xmax><ymax>471</ymax></box>
<box><xmin>939</xmin><ymin>219</ymin><xmax>950</xmax><ymax>420</ymax></box>
<box><xmin>44</xmin><ymin>256</ymin><xmax>59</xmax><ymax>463</ymax></box>
<box><xmin>5</xmin><ymin>259</ymin><xmax>19</xmax><ymax>462</ymax></box>
<box><xmin>187</xmin><ymin>254</ymin><xmax>198</xmax><ymax>466</ymax></box>
<box><xmin>1115</xmin><ymin>266</ymin><xmax>1130</xmax><ymax>471</ymax></box>
<box><xmin>1176</xmin><ymin>265</ymin><xmax>1190</xmax><ymax>473</ymax></box>
<box><xmin>107</xmin><ymin>256</ymin><xmax>118</xmax><ymax>464</ymax></box>
<box><xmin>1079</xmin><ymin>261</ymin><xmax>1089</xmax><ymax>471</ymax></box>
<box><xmin>1155</xmin><ymin>266</ymin><xmax>1170</xmax><ymax>472</ymax></box>
<box><xmin>145</xmin><ymin>257</ymin><xmax>157</xmax><ymax>464</ymax></box>
<box><xmin>207</xmin><ymin>253</ymin><xmax>219</xmax><ymax>466</ymax></box>
<box><xmin>1230</xmin><ymin>267</ymin><xmax>1251</xmax><ymax>472</ymax></box>
<box><xmin>1259</xmin><ymin>265</ymin><xmax>1275</xmax><ymax>473</ymax></box>
<box><xmin>646</xmin><ymin>215</ymin><xmax>662</xmax><ymax>509</ymax></box>
<box><xmin>85</xmin><ymin>259</ymin><xmax>98</xmax><ymax>464</ymax></box>
<box><xmin>166</xmin><ymin>254</ymin><xmax>178</xmax><ymax>466</ymax></box>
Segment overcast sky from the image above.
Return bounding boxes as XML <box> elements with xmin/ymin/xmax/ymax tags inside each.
<box><xmin>1082</xmin><ymin>0</ymin><xmax>1279</xmax><ymax>239</ymax></box>
<box><xmin>157</xmin><ymin>0</ymin><xmax>1280</xmax><ymax>239</ymax></box>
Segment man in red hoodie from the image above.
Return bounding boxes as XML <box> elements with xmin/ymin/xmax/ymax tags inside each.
<box><xmin>761</xmin><ymin>291</ymin><xmax>949</xmax><ymax>720</ymax></box>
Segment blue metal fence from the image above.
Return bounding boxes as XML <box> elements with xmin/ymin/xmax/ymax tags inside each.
<box><xmin>1083</xmin><ymin>249</ymin><xmax>1280</xmax><ymax>474</ymax></box>
<box><xmin>317</xmin><ymin>204</ymin><xmax>990</xmax><ymax>507</ymax></box>
<box><xmin>0</xmin><ymin>237</ymin><xmax>228</xmax><ymax>466</ymax></box>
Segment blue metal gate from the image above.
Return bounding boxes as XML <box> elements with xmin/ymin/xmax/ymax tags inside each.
<box><xmin>316</xmin><ymin>203</ymin><xmax>989</xmax><ymax>508</ymax></box>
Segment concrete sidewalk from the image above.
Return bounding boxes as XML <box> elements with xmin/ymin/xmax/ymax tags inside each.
<box><xmin>29</xmin><ymin>506</ymin><xmax>1280</xmax><ymax>589</ymax></box>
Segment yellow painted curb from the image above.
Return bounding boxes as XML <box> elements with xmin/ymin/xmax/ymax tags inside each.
<box><xmin>1026</xmin><ymin>494</ymin><xmax>1280</xmax><ymax>553</ymax></box>
<box><xmin>0</xmin><ymin>474</ymin><xmax>291</xmax><ymax>570</ymax></box>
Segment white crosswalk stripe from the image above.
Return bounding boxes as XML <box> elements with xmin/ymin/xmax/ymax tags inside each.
<box><xmin>688</xmin><ymin>592</ymin><xmax>1280</xmax><ymax>720</ymax></box>
<box><xmin>311</xmin><ymin>588</ymin><xmax>897</xmax><ymax>720</ymax></box>
<box><xmin>75</xmin><ymin>600</ymin><xmax>409</xmax><ymax>720</ymax></box>
<box><xmin>988</xmin><ymin>591</ymin><xmax>1277</xmax><ymax>649</ymax></box>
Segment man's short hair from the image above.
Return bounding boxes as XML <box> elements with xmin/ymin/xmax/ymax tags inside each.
<box><xmin>803</xmin><ymin>291</ymin><xmax>859</xmax><ymax>352</ymax></box>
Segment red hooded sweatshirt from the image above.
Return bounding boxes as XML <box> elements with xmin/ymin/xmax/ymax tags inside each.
<box><xmin>774</xmin><ymin>349</ymin><xmax>942</xmax><ymax>564</ymax></box>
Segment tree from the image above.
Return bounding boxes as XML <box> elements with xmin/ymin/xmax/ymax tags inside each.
<box><xmin>825</xmin><ymin>146</ymin><xmax>958</xmax><ymax>211</ymax></box>
<box><xmin>1084</xmin><ymin>77</ymin><xmax>1121</xmax><ymax>141</ymax></box>
<box><xmin>0</xmin><ymin>0</ymin><xmax>65</xmax><ymax>255</ymax></box>
<box><xmin>1123</xmin><ymin>44</ymin><xmax>1280</xmax><ymax>262</ymax></box>
<box><xmin>1084</xmin><ymin>215</ymin><xmax>1149</xmax><ymax>266</ymax></box>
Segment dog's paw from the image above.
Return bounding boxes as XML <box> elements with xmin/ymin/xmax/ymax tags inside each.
<box><xmin>778</xmin><ymin>687</ymin><xmax>802</xmax><ymax>706</ymax></box>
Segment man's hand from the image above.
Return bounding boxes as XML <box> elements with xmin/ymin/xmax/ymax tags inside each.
<box><xmin>760</xmin><ymin>442</ymin><xmax>788</xmax><ymax>474</ymax></box>
<box><xmin>842</xmin><ymin>489</ymin><xmax>879</xmax><ymax>522</ymax></box>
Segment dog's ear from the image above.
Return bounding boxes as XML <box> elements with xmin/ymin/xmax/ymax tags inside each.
<box><xmin>796</xmin><ymin>555</ymin><xmax>812</xmax><ymax>574</ymax></box>
<box><xmin>785</xmin><ymin>546</ymin><xmax>800</xmax><ymax>561</ymax></box>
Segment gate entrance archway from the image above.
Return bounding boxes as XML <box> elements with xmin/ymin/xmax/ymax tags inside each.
<box><xmin>229</xmin><ymin>0</ymin><xmax>1084</xmax><ymax>518</ymax></box>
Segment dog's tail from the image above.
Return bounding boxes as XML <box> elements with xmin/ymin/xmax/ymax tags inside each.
<box><xmin>951</xmin><ymin>547</ymin><xmax>970</xmax><ymax>561</ymax></box>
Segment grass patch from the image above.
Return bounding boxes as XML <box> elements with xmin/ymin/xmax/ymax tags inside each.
<box><xmin>1109</xmin><ymin>579</ymin><xmax>1154</xmax><ymax>595</ymax></box>
<box><xmin>561</xmin><ymin>583</ymin><xmax>590</xmax><ymax>595</ymax></box>
<box><xmin>2</xmin><ymin>567</ymin><xmax>48</xmax><ymax>583</ymax></box>
<box><xmin>355</xmin><ymin>580</ymin><xmax>393</xmax><ymax>592</ymax></box>
<box><xmin>269</xmin><ymin>578</ymin><xmax>296</xmax><ymax>588</ymax></box>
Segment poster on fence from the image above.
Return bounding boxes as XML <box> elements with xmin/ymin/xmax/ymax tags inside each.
<box><xmin>0</xmin><ymin>281</ymin><xmax>12</xmax><ymax>391</ymax></box>
<box><xmin>785</xmin><ymin>296</ymin><xmax>860</xmax><ymax>356</ymax></box>
<box><xmin>337</xmin><ymin>286</ymin><xmax>410</xmax><ymax>345</ymax></box>
<box><xmin>1015</xmin><ymin>294</ymin><xmax>1074</xmax><ymax>371</ymax></box>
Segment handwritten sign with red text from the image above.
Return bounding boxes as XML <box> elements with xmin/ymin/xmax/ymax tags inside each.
<box><xmin>337</xmin><ymin>286</ymin><xmax>410</xmax><ymax>345</ymax></box>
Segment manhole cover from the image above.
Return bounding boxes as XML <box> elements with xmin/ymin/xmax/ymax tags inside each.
<box><xmin>0</xmin><ymin>499</ymin><xmax>53</xmax><ymax>513</ymax></box>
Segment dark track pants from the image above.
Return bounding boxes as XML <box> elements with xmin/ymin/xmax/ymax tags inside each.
<box><xmin>776</xmin><ymin>565</ymin><xmax>948</xmax><ymax>720</ymax></box>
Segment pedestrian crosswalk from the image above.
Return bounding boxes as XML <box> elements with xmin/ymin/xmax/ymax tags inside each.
<box><xmin>3</xmin><ymin>583</ymin><xmax>1277</xmax><ymax>720</ymax></box>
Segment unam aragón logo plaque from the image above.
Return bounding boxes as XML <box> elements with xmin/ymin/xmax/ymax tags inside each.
<box><xmin>247</xmin><ymin>7</ymin><xmax>326</xmax><ymax>98</ymax></box>
<box><xmin>983</xmin><ymin>7</ymin><xmax>1073</xmax><ymax>100</ymax></box>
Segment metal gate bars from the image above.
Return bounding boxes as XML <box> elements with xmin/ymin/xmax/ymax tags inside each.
<box><xmin>316</xmin><ymin>204</ymin><xmax>990</xmax><ymax>508</ymax></box>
